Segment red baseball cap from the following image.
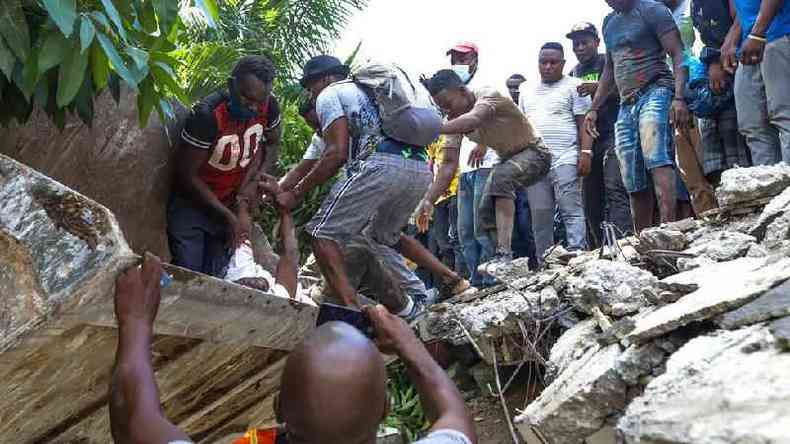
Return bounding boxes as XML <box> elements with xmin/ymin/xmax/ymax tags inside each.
<box><xmin>446</xmin><ymin>41</ymin><xmax>479</xmax><ymax>55</ymax></box>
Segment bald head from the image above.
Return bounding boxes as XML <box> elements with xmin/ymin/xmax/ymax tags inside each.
<box><xmin>280</xmin><ymin>322</ymin><xmax>387</xmax><ymax>444</ymax></box>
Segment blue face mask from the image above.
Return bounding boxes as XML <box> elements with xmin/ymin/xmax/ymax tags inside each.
<box><xmin>451</xmin><ymin>64</ymin><xmax>472</xmax><ymax>84</ymax></box>
<box><xmin>228</xmin><ymin>79</ymin><xmax>260</xmax><ymax>121</ymax></box>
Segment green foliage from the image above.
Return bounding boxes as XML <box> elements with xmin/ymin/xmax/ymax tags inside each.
<box><xmin>0</xmin><ymin>0</ymin><xmax>219</xmax><ymax>128</ymax></box>
<box><xmin>385</xmin><ymin>362</ymin><xmax>431</xmax><ymax>442</ymax></box>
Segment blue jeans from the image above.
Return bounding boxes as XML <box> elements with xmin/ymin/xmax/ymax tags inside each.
<box><xmin>512</xmin><ymin>189</ymin><xmax>537</xmax><ymax>268</ymax></box>
<box><xmin>458</xmin><ymin>169</ymin><xmax>495</xmax><ymax>286</ymax></box>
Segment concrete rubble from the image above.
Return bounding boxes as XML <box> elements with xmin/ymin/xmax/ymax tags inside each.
<box><xmin>417</xmin><ymin>163</ymin><xmax>790</xmax><ymax>444</ymax></box>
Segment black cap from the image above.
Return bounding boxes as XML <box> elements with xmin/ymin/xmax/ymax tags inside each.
<box><xmin>300</xmin><ymin>55</ymin><xmax>350</xmax><ymax>87</ymax></box>
<box><xmin>566</xmin><ymin>22</ymin><xmax>599</xmax><ymax>40</ymax></box>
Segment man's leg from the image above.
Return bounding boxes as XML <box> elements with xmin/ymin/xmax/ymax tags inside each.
<box><xmin>447</xmin><ymin>196</ymin><xmax>465</xmax><ymax>275</ymax></box>
<box><xmin>674</xmin><ymin>125</ymin><xmax>717</xmax><ymax>214</ymax></box>
<box><xmin>494</xmin><ymin>197</ymin><xmax>516</xmax><ymax>253</ymax></box>
<box><xmin>584</xmin><ymin>142</ymin><xmax>606</xmax><ymax>248</ymax></box>
<box><xmin>345</xmin><ymin>237</ymin><xmax>411</xmax><ymax>313</ymax></box>
<box><xmin>630</xmin><ymin>190</ymin><xmax>656</xmax><ymax>232</ymax></box>
<box><xmin>472</xmin><ymin>168</ymin><xmax>496</xmax><ymax>262</ymax></box>
<box><xmin>512</xmin><ymin>189</ymin><xmax>537</xmax><ymax>266</ymax></box>
<box><xmin>554</xmin><ymin>164</ymin><xmax>588</xmax><ymax>251</ymax></box>
<box><xmin>527</xmin><ymin>173</ymin><xmax>556</xmax><ymax>264</ymax></box>
<box><xmin>457</xmin><ymin>172</ymin><xmax>482</xmax><ymax>285</ymax></box>
<box><xmin>639</xmin><ymin>87</ymin><xmax>678</xmax><ymax>225</ymax></box>
<box><xmin>396</xmin><ymin>234</ymin><xmax>459</xmax><ymax>284</ymax></box>
<box><xmin>312</xmin><ymin>237</ymin><xmax>358</xmax><ymax>306</ymax></box>
<box><xmin>166</xmin><ymin>195</ymin><xmax>207</xmax><ymax>274</ymax></box>
<box><xmin>734</xmin><ymin>62</ymin><xmax>781</xmax><ymax>165</ymax></box>
<box><xmin>601</xmin><ymin>141</ymin><xmax>634</xmax><ymax>236</ymax></box>
<box><xmin>431</xmin><ymin>200</ymin><xmax>453</xmax><ymax>273</ymax></box>
<box><xmin>763</xmin><ymin>35</ymin><xmax>790</xmax><ymax>162</ymax></box>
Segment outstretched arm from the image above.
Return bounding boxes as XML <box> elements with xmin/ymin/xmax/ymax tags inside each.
<box><xmin>110</xmin><ymin>255</ymin><xmax>191</xmax><ymax>444</ymax></box>
<box><xmin>365</xmin><ymin>306</ymin><xmax>477</xmax><ymax>443</ymax></box>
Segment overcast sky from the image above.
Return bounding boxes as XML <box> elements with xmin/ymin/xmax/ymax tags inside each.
<box><xmin>333</xmin><ymin>0</ymin><xmax>615</xmax><ymax>93</ymax></box>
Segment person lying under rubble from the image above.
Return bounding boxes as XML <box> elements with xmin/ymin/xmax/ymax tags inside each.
<box><xmin>109</xmin><ymin>254</ymin><xmax>477</xmax><ymax>444</ymax></box>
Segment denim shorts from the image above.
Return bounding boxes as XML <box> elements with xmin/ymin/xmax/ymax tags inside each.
<box><xmin>614</xmin><ymin>86</ymin><xmax>675</xmax><ymax>193</ymax></box>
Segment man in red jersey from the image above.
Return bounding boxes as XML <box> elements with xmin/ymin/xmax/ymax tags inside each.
<box><xmin>167</xmin><ymin>56</ymin><xmax>281</xmax><ymax>277</ymax></box>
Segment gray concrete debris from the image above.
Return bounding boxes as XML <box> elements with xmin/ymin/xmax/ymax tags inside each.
<box><xmin>567</xmin><ymin>260</ymin><xmax>658</xmax><ymax>317</ymax></box>
<box><xmin>618</xmin><ymin>326</ymin><xmax>790</xmax><ymax>444</ymax></box>
<box><xmin>516</xmin><ymin>341</ymin><xmax>666</xmax><ymax>444</ymax></box>
<box><xmin>717</xmin><ymin>279</ymin><xmax>790</xmax><ymax>329</ymax></box>
<box><xmin>683</xmin><ymin>230</ymin><xmax>757</xmax><ymax>262</ymax></box>
<box><xmin>377</xmin><ymin>427</ymin><xmax>404</xmax><ymax>444</ymax></box>
<box><xmin>545</xmin><ymin>319</ymin><xmax>599</xmax><ymax>382</ymax></box>
<box><xmin>764</xmin><ymin>211</ymin><xmax>790</xmax><ymax>248</ymax></box>
<box><xmin>664</xmin><ymin>218</ymin><xmax>699</xmax><ymax>233</ymax></box>
<box><xmin>769</xmin><ymin>317</ymin><xmax>790</xmax><ymax>352</ymax></box>
<box><xmin>746</xmin><ymin>243</ymin><xmax>769</xmax><ymax>257</ymax></box>
<box><xmin>638</xmin><ymin>227</ymin><xmax>688</xmax><ymax>252</ymax></box>
<box><xmin>676</xmin><ymin>255</ymin><xmax>716</xmax><ymax>272</ymax></box>
<box><xmin>750</xmin><ymin>186</ymin><xmax>790</xmax><ymax>239</ymax></box>
<box><xmin>627</xmin><ymin>256</ymin><xmax>790</xmax><ymax>344</ymax></box>
<box><xmin>481</xmin><ymin>257</ymin><xmax>531</xmax><ymax>282</ymax></box>
<box><xmin>716</xmin><ymin>162</ymin><xmax>790</xmax><ymax>207</ymax></box>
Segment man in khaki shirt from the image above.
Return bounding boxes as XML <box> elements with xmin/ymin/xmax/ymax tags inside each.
<box><xmin>417</xmin><ymin>70</ymin><xmax>551</xmax><ymax>269</ymax></box>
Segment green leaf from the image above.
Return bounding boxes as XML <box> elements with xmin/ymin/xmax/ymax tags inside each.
<box><xmin>96</xmin><ymin>30</ymin><xmax>137</xmax><ymax>89</ymax></box>
<box><xmin>156</xmin><ymin>98</ymin><xmax>174</xmax><ymax>122</ymax></box>
<box><xmin>108</xmin><ymin>73</ymin><xmax>121</xmax><ymax>103</ymax></box>
<box><xmin>137</xmin><ymin>77</ymin><xmax>157</xmax><ymax>127</ymax></box>
<box><xmin>0</xmin><ymin>0</ymin><xmax>30</xmax><ymax>61</ymax></box>
<box><xmin>19</xmin><ymin>49</ymin><xmax>40</xmax><ymax>100</ymax></box>
<box><xmin>33</xmin><ymin>78</ymin><xmax>49</xmax><ymax>108</ymax></box>
<box><xmin>137</xmin><ymin>0</ymin><xmax>158</xmax><ymax>34</ymax></box>
<box><xmin>195</xmin><ymin>0</ymin><xmax>219</xmax><ymax>28</ymax></box>
<box><xmin>100</xmin><ymin>0</ymin><xmax>129</xmax><ymax>42</ymax></box>
<box><xmin>42</xmin><ymin>0</ymin><xmax>77</xmax><ymax>37</ymax></box>
<box><xmin>90</xmin><ymin>41</ymin><xmax>109</xmax><ymax>91</ymax></box>
<box><xmin>0</xmin><ymin>37</ymin><xmax>15</xmax><ymax>80</ymax></box>
<box><xmin>80</xmin><ymin>18</ymin><xmax>96</xmax><ymax>54</ymax></box>
<box><xmin>57</xmin><ymin>39</ymin><xmax>89</xmax><ymax>107</ymax></box>
<box><xmin>125</xmin><ymin>47</ymin><xmax>149</xmax><ymax>70</ymax></box>
<box><xmin>91</xmin><ymin>11</ymin><xmax>111</xmax><ymax>32</ymax></box>
<box><xmin>152</xmin><ymin>0</ymin><xmax>179</xmax><ymax>35</ymax></box>
<box><xmin>151</xmin><ymin>61</ymin><xmax>187</xmax><ymax>104</ymax></box>
<box><xmin>38</xmin><ymin>30</ymin><xmax>70</xmax><ymax>73</ymax></box>
<box><xmin>74</xmin><ymin>76</ymin><xmax>94</xmax><ymax>126</ymax></box>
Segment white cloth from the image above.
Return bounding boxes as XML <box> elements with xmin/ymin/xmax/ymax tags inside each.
<box><xmin>459</xmin><ymin>70</ymin><xmax>500</xmax><ymax>173</ymax></box>
<box><xmin>413</xmin><ymin>429</ymin><xmax>473</xmax><ymax>444</ymax></box>
<box><xmin>303</xmin><ymin>134</ymin><xmax>326</xmax><ymax>160</ymax></box>
<box><xmin>224</xmin><ymin>241</ymin><xmax>316</xmax><ymax>306</ymax></box>
<box><xmin>519</xmin><ymin>76</ymin><xmax>590</xmax><ymax>169</ymax></box>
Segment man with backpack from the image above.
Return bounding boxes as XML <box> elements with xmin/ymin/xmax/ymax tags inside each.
<box><xmin>419</xmin><ymin>70</ymin><xmax>552</xmax><ymax>270</ymax></box>
<box><xmin>272</xmin><ymin>56</ymin><xmax>469</xmax><ymax>310</ymax></box>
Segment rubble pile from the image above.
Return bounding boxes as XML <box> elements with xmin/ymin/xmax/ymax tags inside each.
<box><xmin>416</xmin><ymin>164</ymin><xmax>790</xmax><ymax>444</ymax></box>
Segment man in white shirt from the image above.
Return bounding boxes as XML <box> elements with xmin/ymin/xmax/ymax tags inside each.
<box><xmin>447</xmin><ymin>42</ymin><xmax>500</xmax><ymax>287</ymax></box>
<box><xmin>520</xmin><ymin>42</ymin><xmax>592</xmax><ymax>263</ymax></box>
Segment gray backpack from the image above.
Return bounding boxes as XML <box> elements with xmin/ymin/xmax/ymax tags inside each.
<box><xmin>352</xmin><ymin>62</ymin><xmax>443</xmax><ymax>148</ymax></box>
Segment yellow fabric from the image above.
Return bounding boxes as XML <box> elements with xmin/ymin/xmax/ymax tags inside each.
<box><xmin>426</xmin><ymin>136</ymin><xmax>459</xmax><ymax>202</ymax></box>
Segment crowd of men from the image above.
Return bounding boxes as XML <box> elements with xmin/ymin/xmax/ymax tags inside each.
<box><xmin>110</xmin><ymin>0</ymin><xmax>790</xmax><ymax>443</ymax></box>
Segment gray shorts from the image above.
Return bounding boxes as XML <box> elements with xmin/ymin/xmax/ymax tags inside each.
<box><xmin>306</xmin><ymin>153</ymin><xmax>432</xmax><ymax>247</ymax></box>
<box><xmin>479</xmin><ymin>142</ymin><xmax>551</xmax><ymax>231</ymax></box>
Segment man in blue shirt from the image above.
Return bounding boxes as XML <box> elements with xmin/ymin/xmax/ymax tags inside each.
<box><xmin>731</xmin><ymin>0</ymin><xmax>790</xmax><ymax>165</ymax></box>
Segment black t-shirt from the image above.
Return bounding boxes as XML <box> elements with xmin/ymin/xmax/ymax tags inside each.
<box><xmin>571</xmin><ymin>54</ymin><xmax>620</xmax><ymax>142</ymax></box>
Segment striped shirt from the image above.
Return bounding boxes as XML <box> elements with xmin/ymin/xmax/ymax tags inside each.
<box><xmin>519</xmin><ymin>76</ymin><xmax>590</xmax><ymax>169</ymax></box>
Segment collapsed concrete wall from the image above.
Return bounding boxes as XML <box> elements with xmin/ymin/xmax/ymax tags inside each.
<box><xmin>0</xmin><ymin>155</ymin><xmax>317</xmax><ymax>442</ymax></box>
<box><xmin>418</xmin><ymin>164</ymin><xmax>790</xmax><ymax>444</ymax></box>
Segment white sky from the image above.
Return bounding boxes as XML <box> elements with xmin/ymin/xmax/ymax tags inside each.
<box><xmin>333</xmin><ymin>0</ymin><xmax>614</xmax><ymax>93</ymax></box>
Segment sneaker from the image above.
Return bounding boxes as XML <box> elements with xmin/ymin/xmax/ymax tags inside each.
<box><xmin>477</xmin><ymin>250</ymin><xmax>514</xmax><ymax>277</ymax></box>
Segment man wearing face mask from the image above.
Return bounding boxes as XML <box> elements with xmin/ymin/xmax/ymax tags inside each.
<box><xmin>447</xmin><ymin>42</ymin><xmax>500</xmax><ymax>287</ymax></box>
<box><xmin>167</xmin><ymin>56</ymin><xmax>281</xmax><ymax>277</ymax></box>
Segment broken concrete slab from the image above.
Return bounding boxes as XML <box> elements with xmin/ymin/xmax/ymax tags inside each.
<box><xmin>626</xmin><ymin>256</ymin><xmax>790</xmax><ymax>344</ymax></box>
<box><xmin>716</xmin><ymin>163</ymin><xmax>790</xmax><ymax>207</ymax></box>
<box><xmin>769</xmin><ymin>317</ymin><xmax>790</xmax><ymax>352</ymax></box>
<box><xmin>683</xmin><ymin>230</ymin><xmax>756</xmax><ymax>262</ymax></box>
<box><xmin>567</xmin><ymin>260</ymin><xmax>658</xmax><ymax>317</ymax></box>
<box><xmin>618</xmin><ymin>326</ymin><xmax>790</xmax><ymax>444</ymax></box>
<box><xmin>516</xmin><ymin>341</ymin><xmax>666</xmax><ymax>444</ymax></box>
<box><xmin>675</xmin><ymin>255</ymin><xmax>716</xmax><ymax>272</ymax></box>
<box><xmin>638</xmin><ymin>227</ymin><xmax>688</xmax><ymax>252</ymax></box>
<box><xmin>717</xmin><ymin>279</ymin><xmax>790</xmax><ymax>329</ymax></box>
<box><xmin>545</xmin><ymin>319</ymin><xmax>598</xmax><ymax>382</ymax></box>
<box><xmin>764</xmin><ymin>211</ymin><xmax>790</xmax><ymax>249</ymax></box>
<box><xmin>749</xmin><ymin>186</ymin><xmax>790</xmax><ymax>239</ymax></box>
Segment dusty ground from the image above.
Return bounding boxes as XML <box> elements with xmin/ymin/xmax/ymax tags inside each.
<box><xmin>465</xmin><ymin>370</ymin><xmax>540</xmax><ymax>444</ymax></box>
